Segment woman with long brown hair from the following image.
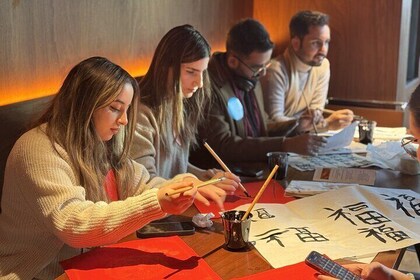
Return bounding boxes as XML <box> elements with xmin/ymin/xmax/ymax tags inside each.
<box><xmin>0</xmin><ymin>57</ymin><xmax>206</xmax><ymax>279</ymax></box>
<box><xmin>132</xmin><ymin>25</ymin><xmax>241</xmax><ymax>206</ymax></box>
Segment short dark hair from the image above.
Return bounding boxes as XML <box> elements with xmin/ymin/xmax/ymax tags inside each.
<box><xmin>409</xmin><ymin>85</ymin><xmax>420</xmax><ymax>128</ymax></box>
<box><xmin>226</xmin><ymin>18</ymin><xmax>274</xmax><ymax>56</ymax></box>
<box><xmin>289</xmin><ymin>10</ymin><xmax>329</xmax><ymax>39</ymax></box>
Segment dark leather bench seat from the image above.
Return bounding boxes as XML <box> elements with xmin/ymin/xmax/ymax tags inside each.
<box><xmin>0</xmin><ymin>95</ymin><xmax>53</xmax><ymax>212</ymax></box>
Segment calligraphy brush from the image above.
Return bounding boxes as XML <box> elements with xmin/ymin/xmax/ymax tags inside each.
<box><xmin>203</xmin><ymin>142</ymin><xmax>251</xmax><ymax>197</ymax></box>
<box><xmin>241</xmin><ymin>165</ymin><xmax>279</xmax><ymax>221</ymax></box>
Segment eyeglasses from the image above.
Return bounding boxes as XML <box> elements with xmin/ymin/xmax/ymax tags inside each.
<box><xmin>401</xmin><ymin>136</ymin><xmax>418</xmax><ymax>159</ymax></box>
<box><xmin>233</xmin><ymin>55</ymin><xmax>272</xmax><ymax>79</ymax></box>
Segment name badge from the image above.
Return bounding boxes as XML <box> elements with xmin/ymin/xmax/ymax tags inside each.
<box><xmin>227</xmin><ymin>97</ymin><xmax>244</xmax><ymax>121</ymax></box>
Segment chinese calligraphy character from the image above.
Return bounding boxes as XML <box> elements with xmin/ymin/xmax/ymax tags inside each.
<box><xmin>254</xmin><ymin>208</ymin><xmax>275</xmax><ymax>219</ymax></box>
<box><xmin>358</xmin><ymin>224</ymin><xmax>411</xmax><ymax>243</ymax></box>
<box><xmin>355</xmin><ymin>211</ymin><xmax>391</xmax><ymax>225</ymax></box>
<box><xmin>381</xmin><ymin>194</ymin><xmax>415</xmax><ymax>218</ymax></box>
<box><xmin>287</xmin><ymin>227</ymin><xmax>329</xmax><ymax>243</ymax></box>
<box><xmin>254</xmin><ymin>229</ymin><xmax>289</xmax><ymax>247</ymax></box>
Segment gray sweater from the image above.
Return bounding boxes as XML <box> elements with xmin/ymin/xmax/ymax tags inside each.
<box><xmin>131</xmin><ymin>103</ymin><xmax>190</xmax><ymax>179</ymax></box>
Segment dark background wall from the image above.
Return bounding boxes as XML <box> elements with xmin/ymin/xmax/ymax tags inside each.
<box><xmin>1</xmin><ymin>0</ymin><xmax>418</xmax><ymax>106</ymax></box>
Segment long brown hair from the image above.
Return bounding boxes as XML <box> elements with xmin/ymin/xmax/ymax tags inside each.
<box><xmin>139</xmin><ymin>24</ymin><xmax>211</xmax><ymax>149</ymax></box>
<box><xmin>36</xmin><ymin>57</ymin><xmax>139</xmax><ymax>201</ymax></box>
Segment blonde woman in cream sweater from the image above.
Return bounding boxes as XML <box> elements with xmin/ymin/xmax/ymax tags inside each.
<box><xmin>0</xmin><ymin>57</ymin><xmax>225</xmax><ymax>280</ymax></box>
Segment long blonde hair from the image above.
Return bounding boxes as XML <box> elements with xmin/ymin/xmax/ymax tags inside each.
<box><xmin>139</xmin><ymin>24</ymin><xmax>211</xmax><ymax>150</ymax></box>
<box><xmin>36</xmin><ymin>57</ymin><xmax>139</xmax><ymax>202</ymax></box>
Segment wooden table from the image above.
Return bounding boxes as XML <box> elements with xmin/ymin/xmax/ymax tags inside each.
<box><xmin>189</xmin><ymin>165</ymin><xmax>420</xmax><ymax>279</ymax></box>
<box><xmin>57</xmin><ymin>166</ymin><xmax>420</xmax><ymax>279</ymax></box>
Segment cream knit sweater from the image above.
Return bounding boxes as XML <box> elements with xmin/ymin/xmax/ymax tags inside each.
<box><xmin>261</xmin><ymin>49</ymin><xmax>330</xmax><ymax>122</ymax></box>
<box><xmin>0</xmin><ymin>125</ymin><xmax>188</xmax><ymax>280</ymax></box>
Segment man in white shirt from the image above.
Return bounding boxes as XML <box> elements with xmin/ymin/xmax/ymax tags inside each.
<box><xmin>261</xmin><ymin>10</ymin><xmax>354</xmax><ymax>133</ymax></box>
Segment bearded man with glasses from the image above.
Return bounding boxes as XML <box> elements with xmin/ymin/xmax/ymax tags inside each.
<box><xmin>190</xmin><ymin>18</ymin><xmax>327</xmax><ymax>169</ymax></box>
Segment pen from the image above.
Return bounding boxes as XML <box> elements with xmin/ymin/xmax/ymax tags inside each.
<box><xmin>164</xmin><ymin>177</ymin><xmax>226</xmax><ymax>196</ymax></box>
<box><xmin>302</xmin><ymin>94</ymin><xmax>318</xmax><ymax>135</ymax></box>
<box><xmin>203</xmin><ymin>142</ymin><xmax>251</xmax><ymax>197</ymax></box>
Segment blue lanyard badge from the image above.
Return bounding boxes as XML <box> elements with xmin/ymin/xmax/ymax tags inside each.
<box><xmin>227</xmin><ymin>97</ymin><xmax>244</xmax><ymax>121</ymax></box>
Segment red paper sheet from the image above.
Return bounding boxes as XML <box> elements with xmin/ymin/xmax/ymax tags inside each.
<box><xmin>195</xmin><ymin>180</ymin><xmax>295</xmax><ymax>218</ymax></box>
<box><xmin>231</xmin><ymin>261</ymin><xmax>318</xmax><ymax>279</ymax></box>
<box><xmin>61</xmin><ymin>236</ymin><xmax>221</xmax><ymax>280</ymax></box>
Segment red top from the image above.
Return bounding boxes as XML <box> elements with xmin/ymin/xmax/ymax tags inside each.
<box><xmin>104</xmin><ymin>169</ymin><xmax>119</xmax><ymax>201</ymax></box>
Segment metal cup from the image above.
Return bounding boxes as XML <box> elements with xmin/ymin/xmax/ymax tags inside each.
<box><xmin>221</xmin><ymin>210</ymin><xmax>253</xmax><ymax>250</ymax></box>
<box><xmin>358</xmin><ymin>120</ymin><xmax>377</xmax><ymax>144</ymax></box>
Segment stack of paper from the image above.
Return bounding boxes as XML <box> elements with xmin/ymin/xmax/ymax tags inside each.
<box><xmin>313</xmin><ymin>167</ymin><xmax>376</xmax><ymax>185</ymax></box>
<box><xmin>289</xmin><ymin>153</ymin><xmax>373</xmax><ymax>172</ymax></box>
<box><xmin>285</xmin><ymin>180</ymin><xmax>360</xmax><ymax>197</ymax></box>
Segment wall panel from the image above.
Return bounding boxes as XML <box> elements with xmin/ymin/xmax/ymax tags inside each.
<box><xmin>254</xmin><ymin>0</ymin><xmax>402</xmax><ymax>103</ymax></box>
<box><xmin>0</xmin><ymin>0</ymin><xmax>253</xmax><ymax>105</ymax></box>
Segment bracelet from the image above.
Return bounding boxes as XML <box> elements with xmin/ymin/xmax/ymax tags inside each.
<box><xmin>406</xmin><ymin>273</ymin><xmax>415</xmax><ymax>280</ymax></box>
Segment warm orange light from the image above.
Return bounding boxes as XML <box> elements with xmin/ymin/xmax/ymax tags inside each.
<box><xmin>1</xmin><ymin>88</ymin><xmax>56</xmax><ymax>107</ymax></box>
<box><xmin>0</xmin><ymin>47</ymin><xmax>227</xmax><ymax>107</ymax></box>
<box><xmin>0</xmin><ymin>60</ymin><xmax>151</xmax><ymax>107</ymax></box>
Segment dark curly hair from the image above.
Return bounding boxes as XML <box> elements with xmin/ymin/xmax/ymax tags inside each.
<box><xmin>289</xmin><ymin>10</ymin><xmax>329</xmax><ymax>39</ymax></box>
<box><xmin>226</xmin><ymin>18</ymin><xmax>274</xmax><ymax>56</ymax></box>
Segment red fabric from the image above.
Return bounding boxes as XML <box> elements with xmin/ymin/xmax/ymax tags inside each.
<box><xmin>231</xmin><ymin>261</ymin><xmax>318</xmax><ymax>280</ymax></box>
<box><xmin>194</xmin><ymin>180</ymin><xmax>295</xmax><ymax>218</ymax></box>
<box><xmin>104</xmin><ymin>169</ymin><xmax>119</xmax><ymax>201</ymax></box>
<box><xmin>61</xmin><ymin>236</ymin><xmax>221</xmax><ymax>280</ymax></box>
